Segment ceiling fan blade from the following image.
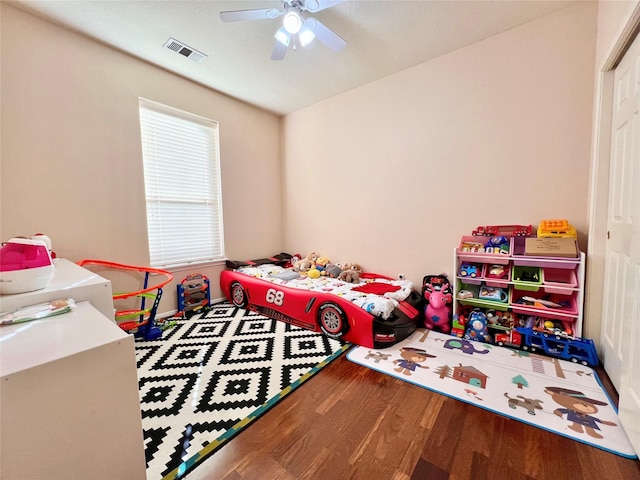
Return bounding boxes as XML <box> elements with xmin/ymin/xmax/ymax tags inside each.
<box><xmin>220</xmin><ymin>8</ymin><xmax>281</xmax><ymax>22</ymax></box>
<box><xmin>271</xmin><ymin>40</ymin><xmax>288</xmax><ymax>61</ymax></box>
<box><xmin>305</xmin><ymin>18</ymin><xmax>347</xmax><ymax>51</ymax></box>
<box><xmin>304</xmin><ymin>0</ymin><xmax>344</xmax><ymax>13</ymax></box>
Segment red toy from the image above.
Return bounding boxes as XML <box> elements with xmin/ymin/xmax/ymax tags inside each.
<box><xmin>472</xmin><ymin>225</ymin><xmax>533</xmax><ymax>237</ymax></box>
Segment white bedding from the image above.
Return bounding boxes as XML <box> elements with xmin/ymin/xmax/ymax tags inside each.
<box><xmin>236</xmin><ymin>264</ymin><xmax>415</xmax><ymax>319</ymax></box>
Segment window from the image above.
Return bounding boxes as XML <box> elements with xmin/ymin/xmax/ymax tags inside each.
<box><xmin>139</xmin><ymin>99</ymin><xmax>224</xmax><ymax>268</ymax></box>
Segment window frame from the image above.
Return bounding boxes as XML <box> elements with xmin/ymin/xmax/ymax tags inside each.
<box><xmin>138</xmin><ymin>98</ymin><xmax>225</xmax><ymax>269</ymax></box>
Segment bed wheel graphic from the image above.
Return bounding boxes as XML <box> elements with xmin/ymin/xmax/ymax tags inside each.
<box><xmin>318</xmin><ymin>302</ymin><xmax>348</xmax><ymax>339</ymax></box>
<box><xmin>230</xmin><ymin>282</ymin><xmax>248</xmax><ymax>308</ymax></box>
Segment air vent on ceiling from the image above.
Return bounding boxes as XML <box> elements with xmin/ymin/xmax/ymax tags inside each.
<box><xmin>164</xmin><ymin>37</ymin><xmax>207</xmax><ymax>63</ymax></box>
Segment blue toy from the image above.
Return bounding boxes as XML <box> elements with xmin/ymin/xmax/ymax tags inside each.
<box><xmin>464</xmin><ymin>310</ymin><xmax>491</xmax><ymax>343</ymax></box>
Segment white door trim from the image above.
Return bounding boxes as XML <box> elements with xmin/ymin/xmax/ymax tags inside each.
<box><xmin>585</xmin><ymin>4</ymin><xmax>640</xmax><ymax>350</ymax></box>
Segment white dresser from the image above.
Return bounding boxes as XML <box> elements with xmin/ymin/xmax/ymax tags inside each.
<box><xmin>0</xmin><ymin>262</ymin><xmax>146</xmax><ymax>479</ymax></box>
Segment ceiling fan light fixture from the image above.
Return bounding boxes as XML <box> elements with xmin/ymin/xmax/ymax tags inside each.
<box><xmin>298</xmin><ymin>24</ymin><xmax>315</xmax><ymax>47</ymax></box>
<box><xmin>274</xmin><ymin>26</ymin><xmax>291</xmax><ymax>46</ymax></box>
<box><xmin>282</xmin><ymin>10</ymin><xmax>302</xmax><ymax>34</ymax></box>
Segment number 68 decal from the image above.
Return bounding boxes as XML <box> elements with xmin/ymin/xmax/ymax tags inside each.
<box><xmin>266</xmin><ymin>288</ymin><xmax>284</xmax><ymax>306</ymax></box>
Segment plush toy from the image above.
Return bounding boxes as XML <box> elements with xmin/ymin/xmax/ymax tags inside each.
<box><xmin>324</xmin><ymin>263</ymin><xmax>343</xmax><ymax>278</ymax></box>
<box><xmin>314</xmin><ymin>256</ymin><xmax>329</xmax><ymax>272</ymax></box>
<box><xmin>464</xmin><ymin>310</ymin><xmax>492</xmax><ymax>343</ymax></box>
<box><xmin>338</xmin><ymin>269</ymin><xmax>360</xmax><ymax>283</ymax></box>
<box><xmin>307</xmin><ymin>268</ymin><xmax>321</xmax><ymax>279</ymax></box>
<box><xmin>338</xmin><ymin>263</ymin><xmax>362</xmax><ymax>283</ymax></box>
<box><xmin>293</xmin><ymin>252</ymin><xmax>317</xmax><ymax>273</ymax></box>
<box><xmin>285</xmin><ymin>253</ymin><xmax>302</xmax><ymax>269</ymax></box>
<box><xmin>342</xmin><ymin>262</ymin><xmax>362</xmax><ymax>273</ymax></box>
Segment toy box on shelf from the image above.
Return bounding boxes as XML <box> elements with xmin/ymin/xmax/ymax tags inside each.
<box><xmin>177</xmin><ymin>273</ymin><xmax>211</xmax><ymax>319</ymax></box>
<box><xmin>450</xmin><ymin>228</ymin><xmax>595</xmax><ymax>366</ymax></box>
<box><xmin>537</xmin><ymin>219</ymin><xmax>577</xmax><ymax>238</ymax></box>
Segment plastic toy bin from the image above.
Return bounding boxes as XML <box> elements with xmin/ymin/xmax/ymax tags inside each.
<box><xmin>456</xmin><ymin>282</ymin><xmax>509</xmax><ymax>311</ymax></box>
<box><xmin>511</xmin><ymin>237</ymin><xmax>579</xmax><ymax>269</ymax></box>
<box><xmin>510</xmin><ymin>289</ymin><xmax>578</xmax><ymax>317</ymax></box>
<box><xmin>457</xmin><ymin>262</ymin><xmax>483</xmax><ymax>285</ymax></box>
<box><xmin>542</xmin><ymin>268</ymin><xmax>578</xmax><ymax>295</ymax></box>
<box><xmin>457</xmin><ymin>236</ymin><xmax>511</xmax><ymax>265</ymax></box>
<box><xmin>482</xmin><ymin>263</ymin><xmax>510</xmax><ymax>287</ymax></box>
<box><xmin>511</xmin><ymin>265</ymin><xmax>542</xmax><ymax>291</ymax></box>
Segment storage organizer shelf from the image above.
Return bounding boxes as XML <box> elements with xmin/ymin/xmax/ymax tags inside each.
<box><xmin>453</xmin><ymin>237</ymin><xmax>585</xmax><ymax>339</ymax></box>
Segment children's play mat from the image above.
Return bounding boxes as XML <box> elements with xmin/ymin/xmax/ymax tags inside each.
<box><xmin>347</xmin><ymin>329</ymin><xmax>637</xmax><ymax>459</ymax></box>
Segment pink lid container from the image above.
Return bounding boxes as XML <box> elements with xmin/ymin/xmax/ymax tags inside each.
<box><xmin>1</xmin><ymin>238</ymin><xmax>53</xmax><ymax>271</ymax></box>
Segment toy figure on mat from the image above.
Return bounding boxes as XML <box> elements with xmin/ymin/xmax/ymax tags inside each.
<box><xmin>422</xmin><ymin>274</ymin><xmax>453</xmax><ymax>333</ymax></box>
<box><xmin>464</xmin><ymin>310</ymin><xmax>492</xmax><ymax>343</ymax></box>
<box><xmin>544</xmin><ymin>387</ymin><xmax>617</xmax><ymax>439</ymax></box>
<box><xmin>393</xmin><ymin>347</ymin><xmax>436</xmax><ymax>376</ymax></box>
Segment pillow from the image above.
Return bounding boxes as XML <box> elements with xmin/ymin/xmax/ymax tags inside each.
<box><xmin>270</xmin><ymin>270</ymin><xmax>300</xmax><ymax>281</ymax></box>
<box><xmin>226</xmin><ymin>252</ymin><xmax>293</xmax><ymax>270</ymax></box>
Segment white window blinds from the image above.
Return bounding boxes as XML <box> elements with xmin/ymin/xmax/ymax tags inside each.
<box><xmin>139</xmin><ymin>99</ymin><xmax>224</xmax><ymax>268</ymax></box>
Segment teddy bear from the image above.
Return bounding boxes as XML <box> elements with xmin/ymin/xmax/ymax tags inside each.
<box><xmin>292</xmin><ymin>251</ymin><xmax>317</xmax><ymax>273</ymax></box>
<box><xmin>338</xmin><ymin>263</ymin><xmax>362</xmax><ymax>283</ymax></box>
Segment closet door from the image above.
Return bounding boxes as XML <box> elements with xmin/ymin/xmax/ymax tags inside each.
<box><xmin>601</xmin><ymin>30</ymin><xmax>640</xmax><ymax>454</ymax></box>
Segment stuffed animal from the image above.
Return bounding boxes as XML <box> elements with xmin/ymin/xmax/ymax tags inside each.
<box><xmin>292</xmin><ymin>252</ymin><xmax>317</xmax><ymax>273</ymax></box>
<box><xmin>342</xmin><ymin>262</ymin><xmax>362</xmax><ymax>273</ymax></box>
<box><xmin>324</xmin><ymin>263</ymin><xmax>343</xmax><ymax>278</ymax></box>
<box><xmin>464</xmin><ymin>310</ymin><xmax>491</xmax><ymax>343</ymax></box>
<box><xmin>336</xmin><ymin>263</ymin><xmax>360</xmax><ymax>283</ymax></box>
<box><xmin>338</xmin><ymin>269</ymin><xmax>360</xmax><ymax>283</ymax></box>
<box><xmin>314</xmin><ymin>256</ymin><xmax>329</xmax><ymax>272</ymax></box>
<box><xmin>307</xmin><ymin>268</ymin><xmax>321</xmax><ymax>279</ymax></box>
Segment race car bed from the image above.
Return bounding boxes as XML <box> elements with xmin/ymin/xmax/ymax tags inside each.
<box><xmin>220</xmin><ymin>258</ymin><xmax>423</xmax><ymax>349</ymax></box>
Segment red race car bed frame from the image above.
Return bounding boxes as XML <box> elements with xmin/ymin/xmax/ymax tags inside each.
<box><xmin>220</xmin><ymin>267</ymin><xmax>423</xmax><ymax>349</ymax></box>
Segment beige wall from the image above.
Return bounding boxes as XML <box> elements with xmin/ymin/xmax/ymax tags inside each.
<box><xmin>1</xmin><ymin>5</ymin><xmax>283</xmax><ymax>312</ymax></box>
<box><xmin>283</xmin><ymin>3</ymin><xmax>597</xmax><ymax>292</ymax></box>
<box><xmin>2</xmin><ymin>3</ymin><xmax>604</xmax><ymax>333</ymax></box>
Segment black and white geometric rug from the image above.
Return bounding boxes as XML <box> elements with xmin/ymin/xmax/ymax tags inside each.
<box><xmin>135</xmin><ymin>302</ymin><xmax>349</xmax><ymax>480</ymax></box>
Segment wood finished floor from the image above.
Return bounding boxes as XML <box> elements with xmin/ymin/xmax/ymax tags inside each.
<box><xmin>186</xmin><ymin>353</ymin><xmax>640</xmax><ymax>480</ymax></box>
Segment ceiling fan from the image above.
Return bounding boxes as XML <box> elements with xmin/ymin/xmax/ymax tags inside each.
<box><xmin>219</xmin><ymin>0</ymin><xmax>347</xmax><ymax>60</ymax></box>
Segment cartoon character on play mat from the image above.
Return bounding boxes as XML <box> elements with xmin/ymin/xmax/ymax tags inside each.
<box><xmin>393</xmin><ymin>347</ymin><xmax>436</xmax><ymax>376</ymax></box>
<box><xmin>544</xmin><ymin>386</ymin><xmax>617</xmax><ymax>439</ymax></box>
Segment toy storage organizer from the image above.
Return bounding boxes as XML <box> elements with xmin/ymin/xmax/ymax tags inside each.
<box><xmin>453</xmin><ymin>236</ymin><xmax>585</xmax><ymax>338</ymax></box>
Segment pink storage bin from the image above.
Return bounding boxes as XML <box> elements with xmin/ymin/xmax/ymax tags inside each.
<box><xmin>511</xmin><ymin>237</ymin><xmax>580</xmax><ymax>269</ymax></box>
<box><xmin>542</xmin><ymin>267</ymin><xmax>578</xmax><ymax>295</ymax></box>
<box><xmin>510</xmin><ymin>288</ymin><xmax>578</xmax><ymax>318</ymax></box>
<box><xmin>457</xmin><ymin>236</ymin><xmax>511</xmax><ymax>265</ymax></box>
<box><xmin>482</xmin><ymin>263</ymin><xmax>510</xmax><ymax>287</ymax></box>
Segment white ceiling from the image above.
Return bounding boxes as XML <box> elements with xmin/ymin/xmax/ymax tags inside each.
<box><xmin>10</xmin><ymin>0</ymin><xmax>578</xmax><ymax>116</ymax></box>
